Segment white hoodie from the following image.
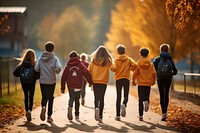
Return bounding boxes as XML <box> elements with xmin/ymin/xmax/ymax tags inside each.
<box><xmin>35</xmin><ymin>52</ymin><xmax>62</xmax><ymax>84</ymax></box>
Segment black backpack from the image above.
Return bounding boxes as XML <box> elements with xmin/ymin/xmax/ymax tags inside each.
<box><xmin>157</xmin><ymin>58</ymin><xmax>173</xmax><ymax>78</ymax></box>
<box><xmin>20</xmin><ymin>66</ymin><xmax>35</xmax><ymax>83</ymax></box>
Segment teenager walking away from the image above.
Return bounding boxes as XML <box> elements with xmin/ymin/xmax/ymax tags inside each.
<box><xmin>13</xmin><ymin>49</ymin><xmax>39</xmax><ymax>122</ymax></box>
<box><xmin>35</xmin><ymin>41</ymin><xmax>62</xmax><ymax>123</ymax></box>
<box><xmin>80</xmin><ymin>53</ymin><xmax>89</xmax><ymax>106</ymax></box>
<box><xmin>88</xmin><ymin>45</ymin><xmax>115</xmax><ymax>123</ymax></box>
<box><xmin>61</xmin><ymin>51</ymin><xmax>92</xmax><ymax>121</ymax></box>
<box><xmin>132</xmin><ymin>48</ymin><xmax>156</xmax><ymax>121</ymax></box>
<box><xmin>112</xmin><ymin>44</ymin><xmax>137</xmax><ymax>121</ymax></box>
<box><xmin>152</xmin><ymin>44</ymin><xmax>177</xmax><ymax>121</ymax></box>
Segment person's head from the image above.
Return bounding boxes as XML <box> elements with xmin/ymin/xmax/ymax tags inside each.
<box><xmin>140</xmin><ymin>47</ymin><xmax>149</xmax><ymax>58</ymax></box>
<box><xmin>17</xmin><ymin>49</ymin><xmax>36</xmax><ymax>66</ymax></box>
<box><xmin>91</xmin><ymin>45</ymin><xmax>112</xmax><ymax>67</ymax></box>
<box><xmin>80</xmin><ymin>53</ymin><xmax>88</xmax><ymax>61</ymax></box>
<box><xmin>45</xmin><ymin>41</ymin><xmax>55</xmax><ymax>52</ymax></box>
<box><xmin>69</xmin><ymin>51</ymin><xmax>79</xmax><ymax>58</ymax></box>
<box><xmin>116</xmin><ymin>44</ymin><xmax>126</xmax><ymax>55</ymax></box>
<box><xmin>160</xmin><ymin>44</ymin><xmax>170</xmax><ymax>52</ymax></box>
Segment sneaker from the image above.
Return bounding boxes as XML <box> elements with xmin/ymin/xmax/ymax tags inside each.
<box><xmin>26</xmin><ymin>111</ymin><xmax>32</xmax><ymax>121</ymax></box>
<box><xmin>67</xmin><ymin>107</ymin><xmax>73</xmax><ymax>120</ymax></box>
<box><xmin>47</xmin><ymin>116</ymin><xmax>53</xmax><ymax>123</ymax></box>
<box><xmin>98</xmin><ymin>118</ymin><xmax>103</xmax><ymax>123</ymax></box>
<box><xmin>115</xmin><ymin>116</ymin><xmax>120</xmax><ymax>121</ymax></box>
<box><xmin>139</xmin><ymin>116</ymin><xmax>143</xmax><ymax>121</ymax></box>
<box><xmin>121</xmin><ymin>104</ymin><xmax>126</xmax><ymax>117</ymax></box>
<box><xmin>143</xmin><ymin>101</ymin><xmax>149</xmax><ymax>112</ymax></box>
<box><xmin>40</xmin><ymin>106</ymin><xmax>46</xmax><ymax>121</ymax></box>
<box><xmin>75</xmin><ymin>115</ymin><xmax>79</xmax><ymax>120</ymax></box>
<box><xmin>81</xmin><ymin>99</ymin><xmax>85</xmax><ymax>106</ymax></box>
<box><xmin>94</xmin><ymin>108</ymin><xmax>99</xmax><ymax>121</ymax></box>
<box><xmin>161</xmin><ymin>114</ymin><xmax>167</xmax><ymax>121</ymax></box>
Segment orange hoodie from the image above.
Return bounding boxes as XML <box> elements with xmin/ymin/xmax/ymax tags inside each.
<box><xmin>88</xmin><ymin>60</ymin><xmax>115</xmax><ymax>84</ymax></box>
<box><xmin>112</xmin><ymin>54</ymin><xmax>137</xmax><ymax>81</ymax></box>
<box><xmin>132</xmin><ymin>58</ymin><xmax>156</xmax><ymax>86</ymax></box>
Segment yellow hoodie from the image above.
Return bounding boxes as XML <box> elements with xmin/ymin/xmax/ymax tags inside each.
<box><xmin>132</xmin><ymin>58</ymin><xmax>156</xmax><ymax>86</ymax></box>
<box><xmin>112</xmin><ymin>54</ymin><xmax>137</xmax><ymax>81</ymax></box>
<box><xmin>88</xmin><ymin>60</ymin><xmax>115</xmax><ymax>84</ymax></box>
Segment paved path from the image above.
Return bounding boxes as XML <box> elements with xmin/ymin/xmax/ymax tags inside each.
<box><xmin>1</xmin><ymin>85</ymin><xmax>179</xmax><ymax>133</ymax></box>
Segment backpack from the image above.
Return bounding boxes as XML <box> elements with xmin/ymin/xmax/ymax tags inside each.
<box><xmin>20</xmin><ymin>66</ymin><xmax>35</xmax><ymax>83</ymax></box>
<box><xmin>157</xmin><ymin>58</ymin><xmax>173</xmax><ymax>78</ymax></box>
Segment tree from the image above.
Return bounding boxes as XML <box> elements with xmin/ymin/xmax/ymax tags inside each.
<box><xmin>166</xmin><ymin>0</ymin><xmax>200</xmax><ymax>30</ymax></box>
<box><xmin>37</xmin><ymin>6</ymin><xmax>97</xmax><ymax>59</ymax></box>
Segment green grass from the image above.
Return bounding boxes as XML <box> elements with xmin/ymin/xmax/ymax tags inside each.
<box><xmin>0</xmin><ymin>81</ymin><xmax>62</xmax><ymax>107</ymax></box>
<box><xmin>174</xmin><ymin>83</ymin><xmax>200</xmax><ymax>94</ymax></box>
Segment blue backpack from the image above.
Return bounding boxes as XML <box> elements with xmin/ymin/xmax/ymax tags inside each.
<box><xmin>157</xmin><ymin>58</ymin><xmax>173</xmax><ymax>78</ymax></box>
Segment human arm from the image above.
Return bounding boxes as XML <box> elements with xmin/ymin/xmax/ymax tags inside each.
<box><xmin>171</xmin><ymin>60</ymin><xmax>178</xmax><ymax>75</ymax></box>
<box><xmin>60</xmin><ymin>66</ymin><xmax>68</xmax><ymax>93</ymax></box>
<box><xmin>55</xmin><ymin>57</ymin><xmax>62</xmax><ymax>74</ymax></box>
<box><xmin>13</xmin><ymin>65</ymin><xmax>21</xmax><ymax>77</ymax></box>
<box><xmin>130</xmin><ymin>58</ymin><xmax>137</xmax><ymax>71</ymax></box>
<box><xmin>132</xmin><ymin>66</ymin><xmax>139</xmax><ymax>86</ymax></box>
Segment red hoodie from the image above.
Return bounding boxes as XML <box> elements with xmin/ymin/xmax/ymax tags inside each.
<box><xmin>61</xmin><ymin>57</ymin><xmax>93</xmax><ymax>91</ymax></box>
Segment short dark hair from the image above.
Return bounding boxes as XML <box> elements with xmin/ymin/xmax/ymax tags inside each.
<box><xmin>116</xmin><ymin>44</ymin><xmax>126</xmax><ymax>55</ymax></box>
<box><xmin>140</xmin><ymin>47</ymin><xmax>149</xmax><ymax>57</ymax></box>
<box><xmin>45</xmin><ymin>41</ymin><xmax>55</xmax><ymax>52</ymax></box>
<box><xmin>69</xmin><ymin>51</ymin><xmax>79</xmax><ymax>58</ymax></box>
<box><xmin>160</xmin><ymin>44</ymin><xmax>170</xmax><ymax>52</ymax></box>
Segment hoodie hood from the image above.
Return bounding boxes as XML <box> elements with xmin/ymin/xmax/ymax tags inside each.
<box><xmin>40</xmin><ymin>52</ymin><xmax>55</xmax><ymax>62</ymax></box>
<box><xmin>116</xmin><ymin>54</ymin><xmax>128</xmax><ymax>62</ymax></box>
<box><xmin>138</xmin><ymin>58</ymin><xmax>151</xmax><ymax>69</ymax></box>
<box><xmin>67</xmin><ymin>57</ymin><xmax>81</xmax><ymax>66</ymax></box>
<box><xmin>160</xmin><ymin>52</ymin><xmax>172</xmax><ymax>60</ymax></box>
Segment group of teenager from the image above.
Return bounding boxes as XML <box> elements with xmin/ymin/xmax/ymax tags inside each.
<box><xmin>13</xmin><ymin>41</ymin><xmax>177</xmax><ymax>124</ymax></box>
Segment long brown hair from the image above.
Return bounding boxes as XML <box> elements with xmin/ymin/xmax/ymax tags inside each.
<box><xmin>16</xmin><ymin>49</ymin><xmax>36</xmax><ymax>67</ymax></box>
<box><xmin>91</xmin><ymin>45</ymin><xmax>112</xmax><ymax>67</ymax></box>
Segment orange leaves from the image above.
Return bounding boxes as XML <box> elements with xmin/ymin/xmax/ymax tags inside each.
<box><xmin>0</xmin><ymin>104</ymin><xmax>25</xmax><ymax>128</ymax></box>
<box><xmin>166</xmin><ymin>0</ymin><xmax>200</xmax><ymax>30</ymax></box>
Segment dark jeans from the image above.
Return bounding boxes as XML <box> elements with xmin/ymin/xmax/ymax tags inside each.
<box><xmin>93</xmin><ymin>83</ymin><xmax>107</xmax><ymax>119</ymax></box>
<box><xmin>157</xmin><ymin>79</ymin><xmax>172</xmax><ymax>114</ymax></box>
<box><xmin>21</xmin><ymin>82</ymin><xmax>36</xmax><ymax>112</ymax></box>
<box><xmin>40</xmin><ymin>83</ymin><xmax>55</xmax><ymax>116</ymax></box>
<box><xmin>68</xmin><ymin>89</ymin><xmax>81</xmax><ymax>116</ymax></box>
<box><xmin>116</xmin><ymin>78</ymin><xmax>130</xmax><ymax>116</ymax></box>
<box><xmin>138</xmin><ymin>86</ymin><xmax>151</xmax><ymax>116</ymax></box>
<box><xmin>81</xmin><ymin>79</ymin><xmax>87</xmax><ymax>99</ymax></box>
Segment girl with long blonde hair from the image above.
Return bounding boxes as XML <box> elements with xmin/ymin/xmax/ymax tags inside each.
<box><xmin>13</xmin><ymin>48</ymin><xmax>38</xmax><ymax>122</ymax></box>
<box><xmin>88</xmin><ymin>45</ymin><xmax>115</xmax><ymax>123</ymax></box>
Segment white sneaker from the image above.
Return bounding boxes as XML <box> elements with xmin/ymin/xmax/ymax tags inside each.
<box><xmin>98</xmin><ymin>118</ymin><xmax>103</xmax><ymax>123</ymax></box>
<box><xmin>139</xmin><ymin>116</ymin><xmax>143</xmax><ymax>121</ymax></box>
<box><xmin>47</xmin><ymin>116</ymin><xmax>53</xmax><ymax>123</ymax></box>
<box><xmin>67</xmin><ymin>107</ymin><xmax>73</xmax><ymax>120</ymax></box>
<box><xmin>95</xmin><ymin>108</ymin><xmax>99</xmax><ymax>121</ymax></box>
<box><xmin>121</xmin><ymin>104</ymin><xmax>126</xmax><ymax>117</ymax></box>
<box><xmin>40</xmin><ymin>106</ymin><xmax>46</xmax><ymax>121</ymax></box>
<box><xmin>161</xmin><ymin>113</ymin><xmax>167</xmax><ymax>121</ymax></box>
<box><xmin>115</xmin><ymin>116</ymin><xmax>120</xmax><ymax>121</ymax></box>
<box><xmin>26</xmin><ymin>110</ymin><xmax>31</xmax><ymax>121</ymax></box>
<box><xmin>143</xmin><ymin>101</ymin><xmax>149</xmax><ymax>112</ymax></box>
<box><xmin>75</xmin><ymin>115</ymin><xmax>79</xmax><ymax>120</ymax></box>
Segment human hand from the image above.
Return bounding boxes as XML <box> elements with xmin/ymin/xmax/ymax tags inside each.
<box><xmin>132</xmin><ymin>81</ymin><xmax>137</xmax><ymax>86</ymax></box>
<box><xmin>61</xmin><ymin>90</ymin><xmax>65</xmax><ymax>94</ymax></box>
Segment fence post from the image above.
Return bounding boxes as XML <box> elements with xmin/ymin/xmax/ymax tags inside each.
<box><xmin>184</xmin><ymin>74</ymin><xmax>186</xmax><ymax>93</ymax></box>
<box><xmin>7</xmin><ymin>57</ymin><xmax>10</xmax><ymax>95</ymax></box>
<box><xmin>0</xmin><ymin>57</ymin><xmax>2</xmax><ymax>97</ymax></box>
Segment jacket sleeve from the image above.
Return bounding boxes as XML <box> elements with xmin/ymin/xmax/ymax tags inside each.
<box><xmin>55</xmin><ymin>57</ymin><xmax>62</xmax><ymax>74</ymax></box>
<box><xmin>34</xmin><ymin>60</ymin><xmax>40</xmax><ymax>72</ymax></box>
<box><xmin>129</xmin><ymin>58</ymin><xmax>137</xmax><ymax>71</ymax></box>
<box><xmin>132</xmin><ymin>66</ymin><xmax>139</xmax><ymax>85</ymax></box>
<box><xmin>82</xmin><ymin>65</ymin><xmax>93</xmax><ymax>85</ymax></box>
<box><xmin>171</xmin><ymin>60</ymin><xmax>178</xmax><ymax>75</ymax></box>
<box><xmin>60</xmin><ymin>66</ymin><xmax>68</xmax><ymax>91</ymax></box>
<box><xmin>151</xmin><ymin>64</ymin><xmax>157</xmax><ymax>85</ymax></box>
<box><xmin>152</xmin><ymin>57</ymin><xmax>160</xmax><ymax>71</ymax></box>
<box><xmin>13</xmin><ymin>66</ymin><xmax>21</xmax><ymax>77</ymax></box>
<box><xmin>110</xmin><ymin>61</ymin><xmax>117</xmax><ymax>72</ymax></box>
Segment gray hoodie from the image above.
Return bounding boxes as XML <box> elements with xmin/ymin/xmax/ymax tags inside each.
<box><xmin>35</xmin><ymin>52</ymin><xmax>62</xmax><ymax>84</ymax></box>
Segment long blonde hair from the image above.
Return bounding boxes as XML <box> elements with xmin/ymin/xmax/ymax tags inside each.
<box><xmin>16</xmin><ymin>49</ymin><xmax>36</xmax><ymax>67</ymax></box>
<box><xmin>91</xmin><ymin>45</ymin><xmax>112</xmax><ymax>67</ymax></box>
